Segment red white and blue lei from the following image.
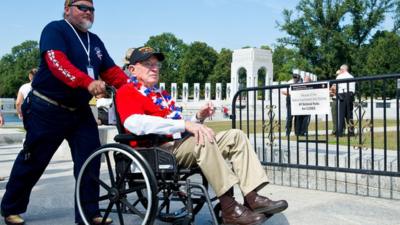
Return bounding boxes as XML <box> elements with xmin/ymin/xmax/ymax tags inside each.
<box><xmin>129</xmin><ymin>76</ymin><xmax>182</xmax><ymax>120</ymax></box>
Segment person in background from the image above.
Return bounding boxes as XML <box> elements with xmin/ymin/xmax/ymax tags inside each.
<box><xmin>282</xmin><ymin>70</ymin><xmax>303</xmax><ymax>136</ymax></box>
<box><xmin>294</xmin><ymin>75</ymin><xmax>311</xmax><ymax>136</ymax></box>
<box><xmin>0</xmin><ymin>1</ymin><xmax>128</xmax><ymax>225</ymax></box>
<box><xmin>336</xmin><ymin>64</ymin><xmax>355</xmax><ymax>136</ymax></box>
<box><xmin>122</xmin><ymin>47</ymin><xmax>135</xmax><ymax>73</ymax></box>
<box><xmin>117</xmin><ymin>47</ymin><xmax>288</xmax><ymax>225</ymax></box>
<box><xmin>330</xmin><ymin>70</ymin><xmax>341</xmax><ymax>135</ymax></box>
<box><xmin>15</xmin><ymin>68</ymin><xmax>38</xmax><ymax>119</ymax></box>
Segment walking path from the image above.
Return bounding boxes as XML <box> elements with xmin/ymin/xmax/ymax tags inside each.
<box><xmin>1</xmin><ymin>141</ymin><xmax>399</xmax><ymax>225</ymax></box>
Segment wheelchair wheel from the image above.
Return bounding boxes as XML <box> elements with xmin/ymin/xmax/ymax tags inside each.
<box><xmin>77</xmin><ymin>143</ymin><xmax>158</xmax><ymax>225</ymax></box>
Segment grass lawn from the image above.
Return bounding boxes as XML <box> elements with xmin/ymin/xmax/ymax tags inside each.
<box><xmin>205</xmin><ymin>119</ymin><xmax>399</xmax><ymax>150</ymax></box>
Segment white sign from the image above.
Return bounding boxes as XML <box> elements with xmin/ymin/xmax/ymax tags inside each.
<box><xmin>290</xmin><ymin>82</ymin><xmax>330</xmax><ymax>115</ymax></box>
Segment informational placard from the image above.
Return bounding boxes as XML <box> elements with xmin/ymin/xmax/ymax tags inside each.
<box><xmin>290</xmin><ymin>82</ymin><xmax>330</xmax><ymax>115</ymax></box>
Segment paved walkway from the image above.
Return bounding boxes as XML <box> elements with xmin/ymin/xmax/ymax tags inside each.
<box><xmin>1</xmin><ymin>143</ymin><xmax>400</xmax><ymax>225</ymax></box>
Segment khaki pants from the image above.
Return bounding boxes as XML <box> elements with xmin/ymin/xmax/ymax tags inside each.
<box><xmin>170</xmin><ymin>129</ymin><xmax>269</xmax><ymax>197</ymax></box>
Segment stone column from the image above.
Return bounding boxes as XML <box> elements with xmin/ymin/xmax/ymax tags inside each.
<box><xmin>205</xmin><ymin>83</ymin><xmax>211</xmax><ymax>101</ymax></box>
<box><xmin>226</xmin><ymin>83</ymin><xmax>231</xmax><ymax>101</ymax></box>
<box><xmin>171</xmin><ymin>83</ymin><xmax>177</xmax><ymax>100</ymax></box>
<box><xmin>194</xmin><ymin>83</ymin><xmax>200</xmax><ymax>102</ymax></box>
<box><xmin>182</xmin><ymin>83</ymin><xmax>189</xmax><ymax>102</ymax></box>
<box><xmin>159</xmin><ymin>83</ymin><xmax>165</xmax><ymax>92</ymax></box>
<box><xmin>216</xmin><ymin>83</ymin><xmax>222</xmax><ymax>101</ymax></box>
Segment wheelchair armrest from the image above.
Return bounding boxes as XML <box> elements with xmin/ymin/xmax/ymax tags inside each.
<box><xmin>114</xmin><ymin>133</ymin><xmax>174</xmax><ymax>145</ymax></box>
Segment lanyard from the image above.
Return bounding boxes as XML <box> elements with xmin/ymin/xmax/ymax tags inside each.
<box><xmin>65</xmin><ymin>19</ymin><xmax>91</xmax><ymax>65</ymax></box>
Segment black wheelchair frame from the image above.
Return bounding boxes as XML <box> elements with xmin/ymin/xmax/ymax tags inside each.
<box><xmin>76</xmin><ymin>86</ymin><xmax>219</xmax><ymax>225</ymax></box>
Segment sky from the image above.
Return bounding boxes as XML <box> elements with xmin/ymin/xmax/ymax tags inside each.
<box><xmin>0</xmin><ymin>0</ymin><xmax>395</xmax><ymax>66</ymax></box>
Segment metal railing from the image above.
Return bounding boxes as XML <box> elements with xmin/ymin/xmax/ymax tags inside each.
<box><xmin>231</xmin><ymin>73</ymin><xmax>400</xmax><ymax>177</ymax></box>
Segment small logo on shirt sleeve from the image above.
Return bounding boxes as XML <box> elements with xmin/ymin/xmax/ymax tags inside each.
<box><xmin>94</xmin><ymin>47</ymin><xmax>103</xmax><ymax>60</ymax></box>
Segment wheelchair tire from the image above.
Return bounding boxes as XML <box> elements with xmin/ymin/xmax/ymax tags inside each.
<box><xmin>76</xmin><ymin>143</ymin><xmax>158</xmax><ymax>225</ymax></box>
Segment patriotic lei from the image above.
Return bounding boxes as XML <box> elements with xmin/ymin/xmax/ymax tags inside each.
<box><xmin>129</xmin><ymin>76</ymin><xmax>182</xmax><ymax>120</ymax></box>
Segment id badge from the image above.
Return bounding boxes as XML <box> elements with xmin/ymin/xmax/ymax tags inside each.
<box><xmin>87</xmin><ymin>66</ymin><xmax>95</xmax><ymax>79</ymax></box>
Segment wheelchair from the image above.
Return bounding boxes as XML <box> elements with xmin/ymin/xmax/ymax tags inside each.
<box><xmin>76</xmin><ymin>87</ymin><xmax>219</xmax><ymax>225</ymax></box>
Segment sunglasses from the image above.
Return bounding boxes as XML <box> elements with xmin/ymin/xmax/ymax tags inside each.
<box><xmin>70</xmin><ymin>4</ymin><xmax>95</xmax><ymax>13</ymax></box>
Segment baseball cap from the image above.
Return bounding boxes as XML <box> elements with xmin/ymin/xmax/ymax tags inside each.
<box><xmin>129</xmin><ymin>47</ymin><xmax>165</xmax><ymax>65</ymax></box>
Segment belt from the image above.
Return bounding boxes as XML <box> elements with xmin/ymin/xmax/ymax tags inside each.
<box><xmin>32</xmin><ymin>90</ymin><xmax>77</xmax><ymax>111</ymax></box>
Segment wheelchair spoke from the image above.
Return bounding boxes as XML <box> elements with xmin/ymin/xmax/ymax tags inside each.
<box><xmin>121</xmin><ymin>198</ymin><xmax>145</xmax><ymax>219</ymax></box>
<box><xmin>103</xmin><ymin>202</ymin><xmax>114</xmax><ymax>224</ymax></box>
<box><xmin>89</xmin><ymin>173</ymin><xmax>112</xmax><ymax>191</ymax></box>
<box><xmin>116</xmin><ymin>161</ymin><xmax>131</xmax><ymax>189</ymax></box>
<box><xmin>115</xmin><ymin>201</ymin><xmax>125</xmax><ymax>225</ymax></box>
<box><xmin>98</xmin><ymin>194</ymin><xmax>110</xmax><ymax>202</ymax></box>
<box><xmin>105</xmin><ymin>152</ymin><xmax>116</xmax><ymax>187</ymax></box>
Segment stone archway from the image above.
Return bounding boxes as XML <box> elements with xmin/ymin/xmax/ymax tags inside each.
<box><xmin>231</xmin><ymin>48</ymin><xmax>273</xmax><ymax>105</ymax></box>
<box><xmin>238</xmin><ymin>67</ymin><xmax>247</xmax><ymax>90</ymax></box>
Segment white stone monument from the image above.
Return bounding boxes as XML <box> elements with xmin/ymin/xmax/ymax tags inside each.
<box><xmin>216</xmin><ymin>83</ymin><xmax>222</xmax><ymax>101</ymax></box>
<box><xmin>226</xmin><ymin>83</ymin><xmax>231</xmax><ymax>101</ymax></box>
<box><xmin>194</xmin><ymin>83</ymin><xmax>200</xmax><ymax>102</ymax></box>
<box><xmin>171</xmin><ymin>83</ymin><xmax>177</xmax><ymax>100</ymax></box>
<box><xmin>205</xmin><ymin>83</ymin><xmax>211</xmax><ymax>101</ymax></box>
<box><xmin>231</xmin><ymin>48</ymin><xmax>273</xmax><ymax>105</ymax></box>
<box><xmin>182</xmin><ymin>83</ymin><xmax>189</xmax><ymax>102</ymax></box>
<box><xmin>159</xmin><ymin>83</ymin><xmax>165</xmax><ymax>92</ymax></box>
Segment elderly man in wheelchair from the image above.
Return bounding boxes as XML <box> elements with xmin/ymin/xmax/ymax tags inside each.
<box><xmin>121</xmin><ymin>46</ymin><xmax>288</xmax><ymax>223</ymax></box>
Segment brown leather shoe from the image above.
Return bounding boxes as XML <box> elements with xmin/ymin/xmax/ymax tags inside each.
<box><xmin>222</xmin><ymin>201</ymin><xmax>266</xmax><ymax>225</ymax></box>
<box><xmin>4</xmin><ymin>214</ymin><xmax>25</xmax><ymax>225</ymax></box>
<box><xmin>92</xmin><ymin>216</ymin><xmax>113</xmax><ymax>225</ymax></box>
<box><xmin>244</xmin><ymin>195</ymin><xmax>288</xmax><ymax>215</ymax></box>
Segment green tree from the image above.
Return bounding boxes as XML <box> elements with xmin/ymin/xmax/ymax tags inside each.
<box><xmin>278</xmin><ymin>0</ymin><xmax>395</xmax><ymax>79</ymax></box>
<box><xmin>0</xmin><ymin>40</ymin><xmax>39</xmax><ymax>97</ymax></box>
<box><xmin>272</xmin><ymin>45</ymin><xmax>311</xmax><ymax>81</ymax></box>
<box><xmin>361</xmin><ymin>31</ymin><xmax>400</xmax><ymax>98</ymax></box>
<box><xmin>395</xmin><ymin>0</ymin><xmax>400</xmax><ymax>32</ymax></box>
<box><xmin>208</xmin><ymin>48</ymin><xmax>232</xmax><ymax>98</ymax></box>
<box><xmin>178</xmin><ymin>42</ymin><xmax>218</xmax><ymax>91</ymax></box>
<box><xmin>144</xmin><ymin>33</ymin><xmax>187</xmax><ymax>90</ymax></box>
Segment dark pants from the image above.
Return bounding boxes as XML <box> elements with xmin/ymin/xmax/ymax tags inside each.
<box><xmin>286</xmin><ymin>96</ymin><xmax>310</xmax><ymax>136</ymax></box>
<box><xmin>331</xmin><ymin>98</ymin><xmax>337</xmax><ymax>134</ymax></box>
<box><xmin>1</xmin><ymin>92</ymin><xmax>101</xmax><ymax>223</ymax></box>
<box><xmin>294</xmin><ymin>115</ymin><xmax>310</xmax><ymax>136</ymax></box>
<box><xmin>285</xmin><ymin>96</ymin><xmax>293</xmax><ymax>136</ymax></box>
<box><xmin>337</xmin><ymin>92</ymin><xmax>354</xmax><ymax>136</ymax></box>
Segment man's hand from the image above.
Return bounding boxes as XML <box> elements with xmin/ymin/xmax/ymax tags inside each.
<box><xmin>185</xmin><ymin>121</ymin><xmax>215</xmax><ymax>145</ymax></box>
<box><xmin>329</xmin><ymin>84</ymin><xmax>336</xmax><ymax>97</ymax></box>
<box><xmin>88</xmin><ymin>80</ymin><xmax>106</xmax><ymax>97</ymax></box>
<box><xmin>196</xmin><ymin>102</ymin><xmax>215</xmax><ymax>121</ymax></box>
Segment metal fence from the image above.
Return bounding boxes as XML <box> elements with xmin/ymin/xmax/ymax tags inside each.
<box><xmin>231</xmin><ymin>73</ymin><xmax>400</xmax><ymax>177</ymax></box>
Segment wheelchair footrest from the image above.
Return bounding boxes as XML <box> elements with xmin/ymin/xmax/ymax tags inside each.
<box><xmin>158</xmin><ymin>207</ymin><xmax>188</xmax><ymax>222</ymax></box>
<box><xmin>178</xmin><ymin>179</ymin><xmax>219</xmax><ymax>225</ymax></box>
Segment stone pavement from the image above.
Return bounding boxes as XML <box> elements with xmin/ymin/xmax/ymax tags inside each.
<box><xmin>1</xmin><ymin>142</ymin><xmax>400</xmax><ymax>225</ymax></box>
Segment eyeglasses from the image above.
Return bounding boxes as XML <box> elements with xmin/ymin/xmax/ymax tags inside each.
<box><xmin>140</xmin><ymin>61</ymin><xmax>162</xmax><ymax>69</ymax></box>
<box><xmin>70</xmin><ymin>4</ymin><xmax>95</xmax><ymax>13</ymax></box>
